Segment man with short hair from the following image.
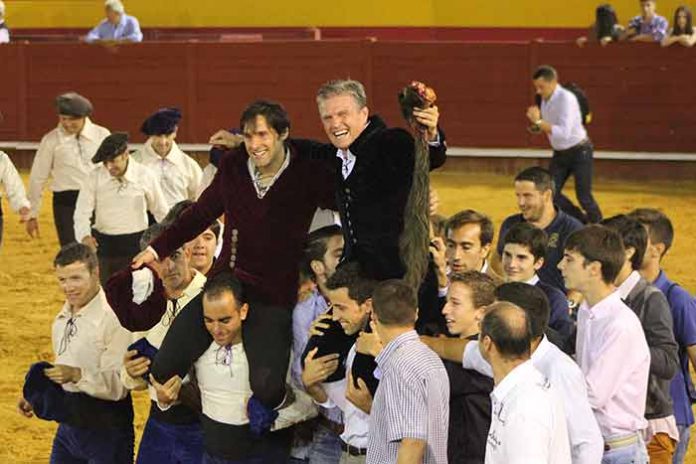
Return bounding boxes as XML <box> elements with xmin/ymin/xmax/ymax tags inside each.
<box><xmin>85</xmin><ymin>0</ymin><xmax>143</xmax><ymax>43</ymax></box>
<box><xmin>602</xmin><ymin>214</ymin><xmax>679</xmax><ymax>463</ymax></box>
<box><xmin>496</xmin><ymin>166</ymin><xmax>583</xmax><ymax>293</ymax></box>
<box><xmin>478</xmin><ymin>301</ymin><xmax>572</xmax><ymax>463</ymax></box>
<box><xmin>0</xmin><ymin>151</ymin><xmax>31</xmax><ymax>248</ymax></box>
<box><xmin>132</xmin><ymin>108</ymin><xmax>203</xmax><ymax>209</ymax></box>
<box><xmin>368</xmin><ymin>280</ymin><xmax>449</xmax><ymax>464</ymax></box>
<box><xmin>18</xmin><ymin>243</ymin><xmax>134</xmax><ymax>463</ymax></box>
<box><xmin>0</xmin><ymin>1</ymin><xmax>10</xmax><ymax>43</ymax></box>
<box><xmin>622</xmin><ymin>0</ymin><xmax>669</xmax><ymax>42</ymax></box>
<box><xmin>629</xmin><ymin>208</ymin><xmax>696</xmax><ymax>464</ymax></box>
<box><xmin>443</xmin><ymin>209</ymin><xmax>502</xmax><ymax>286</ymax></box>
<box><xmin>27</xmin><ymin>92</ymin><xmax>111</xmax><ymax>245</ymax></box>
<box><xmin>501</xmin><ymin>222</ymin><xmax>573</xmax><ymax>343</ymax></box>
<box><xmin>559</xmin><ymin>225</ymin><xmax>650</xmax><ymax>463</ymax></box>
<box><xmin>526</xmin><ymin>65</ymin><xmax>602</xmax><ymax>224</ymax></box>
<box><xmin>74</xmin><ymin>132</ymin><xmax>169</xmax><ymax>284</ymax></box>
<box><xmin>440</xmin><ymin>271</ymin><xmax>495</xmax><ymax>464</ymax></box>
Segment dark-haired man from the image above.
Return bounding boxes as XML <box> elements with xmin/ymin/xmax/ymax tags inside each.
<box><xmin>629</xmin><ymin>208</ymin><xmax>696</xmax><ymax>464</ymax></box>
<box><xmin>133</xmin><ymin>100</ymin><xmax>337</xmax><ymax>433</ymax></box>
<box><xmin>602</xmin><ymin>214</ymin><xmax>679</xmax><ymax>463</ymax></box>
<box><xmin>478</xmin><ymin>302</ymin><xmax>571</xmax><ymax>463</ymax></box>
<box><xmin>526</xmin><ymin>65</ymin><xmax>602</xmax><ymax>224</ymax></box>
<box><xmin>496</xmin><ymin>166</ymin><xmax>583</xmax><ymax>294</ymax></box>
<box><xmin>559</xmin><ymin>225</ymin><xmax>650</xmax><ymax>463</ymax></box>
<box><xmin>622</xmin><ymin>0</ymin><xmax>669</xmax><ymax>42</ymax></box>
<box><xmin>368</xmin><ymin>280</ymin><xmax>449</xmax><ymax>464</ymax></box>
<box><xmin>18</xmin><ymin>243</ymin><xmax>134</xmax><ymax>463</ymax></box>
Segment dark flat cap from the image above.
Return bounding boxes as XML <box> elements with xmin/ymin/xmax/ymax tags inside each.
<box><xmin>301</xmin><ymin>318</ymin><xmax>356</xmax><ymax>383</ymax></box>
<box><xmin>55</xmin><ymin>92</ymin><xmax>93</xmax><ymax>117</ymax></box>
<box><xmin>23</xmin><ymin>361</ymin><xmax>71</xmax><ymax>423</ymax></box>
<box><xmin>92</xmin><ymin>132</ymin><xmax>129</xmax><ymax>163</ymax></box>
<box><xmin>141</xmin><ymin>108</ymin><xmax>182</xmax><ymax>136</ymax></box>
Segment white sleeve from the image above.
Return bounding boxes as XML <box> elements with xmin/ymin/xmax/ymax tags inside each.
<box><xmin>462</xmin><ymin>341</ymin><xmax>493</xmax><ymax>378</ymax></box>
<box><xmin>27</xmin><ymin>134</ymin><xmax>56</xmax><ymax>218</ymax></box>
<box><xmin>73</xmin><ymin>173</ymin><xmax>97</xmax><ymax>242</ymax></box>
<box><xmin>144</xmin><ymin>174</ymin><xmax>170</xmax><ymax>222</ymax></box>
<box><xmin>186</xmin><ymin>157</ymin><xmax>204</xmax><ymax>201</ymax></box>
<box><xmin>0</xmin><ymin>152</ymin><xmax>31</xmax><ymax>213</ymax></box>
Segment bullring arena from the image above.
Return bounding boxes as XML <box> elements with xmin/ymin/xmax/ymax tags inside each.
<box><xmin>1</xmin><ymin>0</ymin><xmax>696</xmax><ymax>462</ymax></box>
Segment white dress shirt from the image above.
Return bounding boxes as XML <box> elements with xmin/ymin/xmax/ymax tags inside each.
<box><xmin>485</xmin><ymin>360</ymin><xmax>571</xmax><ymax>464</ymax></box>
<box><xmin>463</xmin><ymin>337</ymin><xmax>603</xmax><ymax>464</ymax></box>
<box><xmin>121</xmin><ymin>269</ymin><xmax>207</xmax><ymax>402</ymax></box>
<box><xmin>0</xmin><ymin>151</ymin><xmax>30</xmax><ymax>213</ymax></box>
<box><xmin>576</xmin><ymin>291</ymin><xmax>650</xmax><ymax>439</ymax></box>
<box><xmin>131</xmin><ymin>140</ymin><xmax>203</xmax><ymax>209</ymax></box>
<box><xmin>52</xmin><ymin>289</ymin><xmax>131</xmax><ymax>401</ymax></box>
<box><xmin>540</xmin><ymin>85</ymin><xmax>588</xmax><ymax>151</ymax></box>
<box><xmin>0</xmin><ymin>22</ymin><xmax>9</xmax><ymax>44</ymax></box>
<box><xmin>190</xmin><ymin>340</ymin><xmax>317</xmax><ymax>429</ymax></box>
<box><xmin>73</xmin><ymin>159</ymin><xmax>169</xmax><ymax>242</ymax></box>
<box><xmin>28</xmin><ymin>118</ymin><xmax>110</xmax><ymax>217</ymax></box>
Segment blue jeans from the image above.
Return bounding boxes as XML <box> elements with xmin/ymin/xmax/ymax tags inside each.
<box><xmin>602</xmin><ymin>434</ymin><xmax>649</xmax><ymax>464</ymax></box>
<box><xmin>307</xmin><ymin>424</ymin><xmax>342</xmax><ymax>463</ymax></box>
<box><xmin>673</xmin><ymin>425</ymin><xmax>691</xmax><ymax>464</ymax></box>
<box><xmin>202</xmin><ymin>448</ymin><xmax>287</xmax><ymax>464</ymax></box>
<box><xmin>136</xmin><ymin>417</ymin><xmax>203</xmax><ymax>464</ymax></box>
<box><xmin>50</xmin><ymin>423</ymin><xmax>134</xmax><ymax>463</ymax></box>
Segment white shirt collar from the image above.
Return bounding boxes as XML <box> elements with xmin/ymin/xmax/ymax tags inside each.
<box><xmin>617</xmin><ymin>270</ymin><xmax>641</xmax><ymax>300</ymax></box>
<box><xmin>57</xmin><ymin>288</ymin><xmax>107</xmax><ymax>322</ymax></box>
<box><xmin>524</xmin><ymin>274</ymin><xmax>540</xmax><ymax>286</ymax></box>
<box><xmin>144</xmin><ymin>139</ymin><xmax>186</xmax><ymax>167</ymax></box>
<box><xmin>491</xmin><ymin>359</ymin><xmax>537</xmax><ymax>402</ymax></box>
<box><xmin>480</xmin><ymin>260</ymin><xmax>490</xmax><ymax>274</ymax></box>
<box><xmin>246</xmin><ymin>148</ymin><xmax>291</xmax><ymax>199</ymax></box>
<box><xmin>530</xmin><ymin>335</ymin><xmax>551</xmax><ymax>362</ymax></box>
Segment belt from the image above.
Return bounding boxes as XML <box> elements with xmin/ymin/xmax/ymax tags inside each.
<box><xmin>340</xmin><ymin>440</ymin><xmax>367</xmax><ymax>456</ymax></box>
<box><xmin>604</xmin><ymin>433</ymin><xmax>639</xmax><ymax>451</ymax></box>
<box><xmin>554</xmin><ymin>138</ymin><xmax>591</xmax><ymax>154</ymax></box>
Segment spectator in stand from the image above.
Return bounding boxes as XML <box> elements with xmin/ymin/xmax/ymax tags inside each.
<box><xmin>577</xmin><ymin>4</ymin><xmax>625</xmax><ymax>46</ymax></box>
<box><xmin>622</xmin><ymin>0</ymin><xmax>669</xmax><ymax>42</ymax></box>
<box><xmin>661</xmin><ymin>6</ymin><xmax>696</xmax><ymax>47</ymax></box>
<box><xmin>0</xmin><ymin>1</ymin><xmax>10</xmax><ymax>44</ymax></box>
<box><xmin>85</xmin><ymin>0</ymin><xmax>143</xmax><ymax>43</ymax></box>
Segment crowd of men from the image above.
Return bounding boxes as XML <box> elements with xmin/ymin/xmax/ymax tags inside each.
<box><xmin>1</xmin><ymin>70</ymin><xmax>695</xmax><ymax>464</ymax></box>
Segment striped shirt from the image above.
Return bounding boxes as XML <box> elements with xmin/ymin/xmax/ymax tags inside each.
<box><xmin>367</xmin><ymin>330</ymin><xmax>449</xmax><ymax>464</ymax></box>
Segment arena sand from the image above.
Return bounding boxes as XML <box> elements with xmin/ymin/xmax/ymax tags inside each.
<box><xmin>1</xmin><ymin>170</ymin><xmax>694</xmax><ymax>463</ymax></box>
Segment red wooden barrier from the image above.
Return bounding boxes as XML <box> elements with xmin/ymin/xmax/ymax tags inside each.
<box><xmin>0</xmin><ymin>40</ymin><xmax>694</xmax><ymax>153</ymax></box>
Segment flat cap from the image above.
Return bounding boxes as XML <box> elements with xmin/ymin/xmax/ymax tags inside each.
<box><xmin>92</xmin><ymin>132</ymin><xmax>129</xmax><ymax>163</ymax></box>
<box><xmin>140</xmin><ymin>107</ymin><xmax>182</xmax><ymax>136</ymax></box>
<box><xmin>55</xmin><ymin>92</ymin><xmax>93</xmax><ymax>117</ymax></box>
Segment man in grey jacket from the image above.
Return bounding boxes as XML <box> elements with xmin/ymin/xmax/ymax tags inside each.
<box><xmin>602</xmin><ymin>215</ymin><xmax>679</xmax><ymax>461</ymax></box>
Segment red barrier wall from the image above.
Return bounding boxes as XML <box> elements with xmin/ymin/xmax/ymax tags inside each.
<box><xmin>1</xmin><ymin>40</ymin><xmax>695</xmax><ymax>153</ymax></box>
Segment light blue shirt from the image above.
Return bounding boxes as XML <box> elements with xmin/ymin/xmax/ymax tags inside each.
<box><xmin>86</xmin><ymin>14</ymin><xmax>143</xmax><ymax>43</ymax></box>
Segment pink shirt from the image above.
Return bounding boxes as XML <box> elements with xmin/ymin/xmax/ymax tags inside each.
<box><xmin>576</xmin><ymin>290</ymin><xmax>650</xmax><ymax>439</ymax></box>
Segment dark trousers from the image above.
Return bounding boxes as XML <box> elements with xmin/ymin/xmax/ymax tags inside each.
<box><xmin>549</xmin><ymin>142</ymin><xmax>603</xmax><ymax>224</ymax></box>
<box><xmin>53</xmin><ymin>190</ymin><xmax>80</xmax><ymax>246</ymax></box>
<box><xmin>94</xmin><ymin>230</ymin><xmax>143</xmax><ymax>286</ymax></box>
<box><xmin>202</xmin><ymin>447</ymin><xmax>288</xmax><ymax>464</ymax></box>
<box><xmin>49</xmin><ymin>423</ymin><xmax>134</xmax><ymax>464</ymax></box>
<box><xmin>136</xmin><ymin>417</ymin><xmax>204</xmax><ymax>464</ymax></box>
<box><xmin>151</xmin><ymin>293</ymin><xmax>293</xmax><ymax>409</ymax></box>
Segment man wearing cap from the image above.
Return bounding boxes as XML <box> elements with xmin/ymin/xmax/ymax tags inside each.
<box><xmin>132</xmin><ymin>108</ymin><xmax>203</xmax><ymax>209</ymax></box>
<box><xmin>85</xmin><ymin>0</ymin><xmax>142</xmax><ymax>43</ymax></box>
<box><xmin>27</xmin><ymin>92</ymin><xmax>110</xmax><ymax>246</ymax></box>
<box><xmin>74</xmin><ymin>132</ymin><xmax>168</xmax><ymax>284</ymax></box>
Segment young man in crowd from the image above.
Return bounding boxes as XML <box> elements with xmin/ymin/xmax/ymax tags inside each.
<box><xmin>439</xmin><ymin>271</ymin><xmax>495</xmax><ymax>463</ymax></box>
<box><xmin>18</xmin><ymin>244</ymin><xmax>134</xmax><ymax>463</ymax></box>
<box><xmin>559</xmin><ymin>225</ymin><xmax>651</xmax><ymax>463</ymax></box>
<box><xmin>629</xmin><ymin>208</ymin><xmax>696</xmax><ymax>464</ymax></box>
<box><xmin>478</xmin><ymin>302</ymin><xmax>571</xmax><ymax>463</ymax></box>
<box><xmin>132</xmin><ymin>108</ymin><xmax>203</xmax><ymax>209</ymax></box>
<box><xmin>26</xmin><ymin>92</ymin><xmax>111</xmax><ymax>245</ymax></box>
<box><xmin>602</xmin><ymin>214</ymin><xmax>679</xmax><ymax>463</ymax></box>
<box><xmin>367</xmin><ymin>280</ymin><xmax>449</xmax><ymax>464</ymax></box>
<box><xmin>74</xmin><ymin>132</ymin><xmax>169</xmax><ymax>284</ymax></box>
<box><xmin>501</xmin><ymin>222</ymin><xmax>573</xmax><ymax>345</ymax></box>
<box><xmin>154</xmin><ymin>272</ymin><xmax>317</xmax><ymax>463</ymax></box>
<box><xmin>622</xmin><ymin>0</ymin><xmax>669</xmax><ymax>42</ymax></box>
<box><xmin>302</xmin><ymin>263</ymin><xmax>378</xmax><ymax>464</ymax></box>
<box><xmin>495</xmin><ymin>166</ymin><xmax>583</xmax><ymax>294</ymax></box>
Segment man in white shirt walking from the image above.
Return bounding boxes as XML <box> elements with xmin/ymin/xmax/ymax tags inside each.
<box><xmin>74</xmin><ymin>132</ymin><xmax>168</xmax><ymax>284</ymax></box>
<box><xmin>0</xmin><ymin>150</ymin><xmax>30</xmax><ymax>248</ymax></box>
<box><xmin>526</xmin><ymin>65</ymin><xmax>602</xmax><ymax>224</ymax></box>
<box><xmin>18</xmin><ymin>243</ymin><xmax>134</xmax><ymax>463</ymax></box>
<box><xmin>132</xmin><ymin>108</ymin><xmax>203</xmax><ymax>209</ymax></box>
<box><xmin>27</xmin><ymin>92</ymin><xmax>110</xmax><ymax>245</ymax></box>
<box><xmin>479</xmin><ymin>301</ymin><xmax>571</xmax><ymax>464</ymax></box>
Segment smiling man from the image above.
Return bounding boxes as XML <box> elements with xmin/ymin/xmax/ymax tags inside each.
<box><xmin>444</xmin><ymin>210</ymin><xmax>501</xmax><ymax>285</ymax></box>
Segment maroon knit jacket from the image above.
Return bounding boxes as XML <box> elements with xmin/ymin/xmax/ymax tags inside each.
<box><xmin>150</xmin><ymin>142</ymin><xmax>336</xmax><ymax>307</ymax></box>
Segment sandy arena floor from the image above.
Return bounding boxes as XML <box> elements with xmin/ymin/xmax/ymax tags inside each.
<box><xmin>1</xmin><ymin>169</ymin><xmax>695</xmax><ymax>463</ymax></box>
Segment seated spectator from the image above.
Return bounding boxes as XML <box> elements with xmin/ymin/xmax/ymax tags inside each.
<box><xmin>622</xmin><ymin>0</ymin><xmax>669</xmax><ymax>42</ymax></box>
<box><xmin>577</xmin><ymin>4</ymin><xmax>625</xmax><ymax>46</ymax></box>
<box><xmin>85</xmin><ymin>0</ymin><xmax>143</xmax><ymax>43</ymax></box>
<box><xmin>661</xmin><ymin>6</ymin><xmax>696</xmax><ymax>47</ymax></box>
<box><xmin>0</xmin><ymin>1</ymin><xmax>9</xmax><ymax>44</ymax></box>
